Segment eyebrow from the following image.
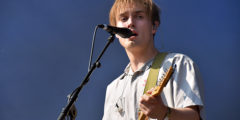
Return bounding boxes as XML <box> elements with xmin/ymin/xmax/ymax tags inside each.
<box><xmin>119</xmin><ymin>10</ymin><xmax>145</xmax><ymax>17</ymax></box>
<box><xmin>135</xmin><ymin>10</ymin><xmax>145</xmax><ymax>14</ymax></box>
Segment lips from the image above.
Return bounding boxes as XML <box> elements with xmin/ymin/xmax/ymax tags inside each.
<box><xmin>128</xmin><ymin>30</ymin><xmax>137</xmax><ymax>40</ymax></box>
<box><xmin>131</xmin><ymin>30</ymin><xmax>138</xmax><ymax>36</ymax></box>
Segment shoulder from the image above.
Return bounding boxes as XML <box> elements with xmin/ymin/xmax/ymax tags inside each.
<box><xmin>104</xmin><ymin>73</ymin><xmax>125</xmax><ymax>104</ymax></box>
<box><xmin>162</xmin><ymin>53</ymin><xmax>205</xmax><ymax>118</ymax></box>
<box><xmin>164</xmin><ymin>52</ymin><xmax>203</xmax><ymax>90</ymax></box>
<box><xmin>164</xmin><ymin>52</ymin><xmax>198</xmax><ymax>69</ymax></box>
<box><xmin>160</xmin><ymin>52</ymin><xmax>197</xmax><ymax>70</ymax></box>
<box><xmin>165</xmin><ymin>53</ymin><xmax>194</xmax><ymax>63</ymax></box>
<box><xmin>106</xmin><ymin>73</ymin><xmax>125</xmax><ymax>91</ymax></box>
<box><xmin>162</xmin><ymin>52</ymin><xmax>202</xmax><ymax>85</ymax></box>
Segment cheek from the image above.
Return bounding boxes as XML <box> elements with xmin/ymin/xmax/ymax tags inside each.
<box><xmin>116</xmin><ymin>21</ymin><xmax>128</xmax><ymax>28</ymax></box>
<box><xmin>141</xmin><ymin>23</ymin><xmax>154</xmax><ymax>35</ymax></box>
<box><xmin>116</xmin><ymin>22</ymin><xmax>123</xmax><ymax>27</ymax></box>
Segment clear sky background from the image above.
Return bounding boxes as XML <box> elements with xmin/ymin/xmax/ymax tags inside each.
<box><xmin>0</xmin><ymin>0</ymin><xmax>239</xmax><ymax>120</ymax></box>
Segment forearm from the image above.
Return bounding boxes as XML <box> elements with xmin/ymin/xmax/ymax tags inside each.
<box><xmin>158</xmin><ymin>106</ymin><xmax>200</xmax><ymax>120</ymax></box>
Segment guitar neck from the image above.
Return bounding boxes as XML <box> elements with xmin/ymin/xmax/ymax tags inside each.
<box><xmin>151</xmin><ymin>65</ymin><xmax>174</xmax><ymax>97</ymax></box>
<box><xmin>138</xmin><ymin>65</ymin><xmax>175</xmax><ymax>120</ymax></box>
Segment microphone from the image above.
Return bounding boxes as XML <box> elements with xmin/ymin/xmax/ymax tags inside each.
<box><xmin>98</xmin><ymin>24</ymin><xmax>137</xmax><ymax>38</ymax></box>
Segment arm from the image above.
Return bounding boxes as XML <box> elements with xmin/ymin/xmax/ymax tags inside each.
<box><xmin>139</xmin><ymin>91</ymin><xmax>200</xmax><ymax>120</ymax></box>
<box><xmin>168</xmin><ymin>106</ymin><xmax>200</xmax><ymax>120</ymax></box>
<box><xmin>139</xmin><ymin>53</ymin><xmax>204</xmax><ymax>120</ymax></box>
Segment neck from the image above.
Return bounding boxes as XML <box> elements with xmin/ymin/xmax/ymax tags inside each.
<box><xmin>126</xmin><ymin>47</ymin><xmax>158</xmax><ymax>72</ymax></box>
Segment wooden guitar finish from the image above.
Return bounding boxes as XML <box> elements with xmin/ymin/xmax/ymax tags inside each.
<box><xmin>138</xmin><ymin>65</ymin><xmax>175</xmax><ymax>120</ymax></box>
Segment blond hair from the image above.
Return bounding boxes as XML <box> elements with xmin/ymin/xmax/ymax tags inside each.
<box><xmin>109</xmin><ymin>0</ymin><xmax>160</xmax><ymax>26</ymax></box>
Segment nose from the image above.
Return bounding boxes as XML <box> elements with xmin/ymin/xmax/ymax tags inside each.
<box><xmin>127</xmin><ymin>17</ymin><xmax>135</xmax><ymax>29</ymax></box>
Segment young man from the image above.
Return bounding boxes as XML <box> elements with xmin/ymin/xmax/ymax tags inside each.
<box><xmin>102</xmin><ymin>0</ymin><xmax>205</xmax><ymax>120</ymax></box>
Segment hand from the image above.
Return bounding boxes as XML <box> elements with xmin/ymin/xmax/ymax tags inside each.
<box><xmin>139</xmin><ymin>88</ymin><xmax>168</xmax><ymax>120</ymax></box>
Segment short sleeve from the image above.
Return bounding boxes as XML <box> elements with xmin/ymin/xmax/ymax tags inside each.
<box><xmin>162</xmin><ymin>53</ymin><xmax>205</xmax><ymax>119</ymax></box>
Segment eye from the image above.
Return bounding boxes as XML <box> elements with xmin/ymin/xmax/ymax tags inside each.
<box><xmin>137</xmin><ymin>15</ymin><xmax>143</xmax><ymax>19</ymax></box>
<box><xmin>120</xmin><ymin>17</ymin><xmax>128</xmax><ymax>22</ymax></box>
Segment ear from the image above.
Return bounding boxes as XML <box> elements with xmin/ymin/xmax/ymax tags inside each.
<box><xmin>152</xmin><ymin>21</ymin><xmax>159</xmax><ymax>35</ymax></box>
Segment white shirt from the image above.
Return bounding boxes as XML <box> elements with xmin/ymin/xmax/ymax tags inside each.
<box><xmin>102</xmin><ymin>53</ymin><xmax>205</xmax><ymax>120</ymax></box>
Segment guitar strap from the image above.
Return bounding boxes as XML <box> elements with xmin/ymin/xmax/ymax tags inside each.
<box><xmin>143</xmin><ymin>52</ymin><xmax>168</xmax><ymax>95</ymax></box>
<box><xmin>139</xmin><ymin>52</ymin><xmax>168</xmax><ymax>120</ymax></box>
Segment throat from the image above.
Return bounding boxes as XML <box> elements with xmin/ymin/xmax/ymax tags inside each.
<box><xmin>126</xmin><ymin>46</ymin><xmax>159</xmax><ymax>72</ymax></box>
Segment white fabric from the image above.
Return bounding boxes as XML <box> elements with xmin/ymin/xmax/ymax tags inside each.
<box><xmin>102</xmin><ymin>53</ymin><xmax>205</xmax><ymax>120</ymax></box>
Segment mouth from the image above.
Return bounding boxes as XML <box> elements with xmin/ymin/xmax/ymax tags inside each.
<box><xmin>131</xmin><ymin>30</ymin><xmax>138</xmax><ymax>36</ymax></box>
<box><xmin>129</xmin><ymin>30</ymin><xmax>138</xmax><ymax>39</ymax></box>
<box><xmin>128</xmin><ymin>30</ymin><xmax>138</xmax><ymax>40</ymax></box>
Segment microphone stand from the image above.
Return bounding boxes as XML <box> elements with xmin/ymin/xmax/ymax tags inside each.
<box><xmin>57</xmin><ymin>34</ymin><xmax>115</xmax><ymax>120</ymax></box>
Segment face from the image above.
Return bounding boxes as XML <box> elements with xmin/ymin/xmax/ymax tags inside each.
<box><xmin>115</xmin><ymin>3</ymin><xmax>157</xmax><ymax>52</ymax></box>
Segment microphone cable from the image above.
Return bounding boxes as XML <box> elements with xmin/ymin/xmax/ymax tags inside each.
<box><xmin>64</xmin><ymin>25</ymin><xmax>99</xmax><ymax>120</ymax></box>
<box><xmin>69</xmin><ymin>25</ymin><xmax>99</xmax><ymax>98</ymax></box>
<box><xmin>88</xmin><ymin>25</ymin><xmax>99</xmax><ymax>71</ymax></box>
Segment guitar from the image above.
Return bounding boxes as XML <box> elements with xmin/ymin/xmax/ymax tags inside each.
<box><xmin>138</xmin><ymin>65</ymin><xmax>175</xmax><ymax>120</ymax></box>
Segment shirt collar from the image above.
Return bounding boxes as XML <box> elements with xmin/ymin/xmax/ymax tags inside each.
<box><xmin>120</xmin><ymin>58</ymin><xmax>154</xmax><ymax>80</ymax></box>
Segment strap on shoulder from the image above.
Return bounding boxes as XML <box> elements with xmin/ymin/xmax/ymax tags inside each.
<box><xmin>143</xmin><ymin>52</ymin><xmax>168</xmax><ymax>94</ymax></box>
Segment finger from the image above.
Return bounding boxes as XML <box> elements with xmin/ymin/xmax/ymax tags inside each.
<box><xmin>139</xmin><ymin>102</ymin><xmax>147</xmax><ymax>111</ymax></box>
<box><xmin>140</xmin><ymin>97</ymin><xmax>157</xmax><ymax>111</ymax></box>
<box><xmin>140</xmin><ymin>94</ymin><xmax>152</xmax><ymax>104</ymax></box>
<box><xmin>143</xmin><ymin>95</ymin><xmax>157</xmax><ymax>103</ymax></box>
<box><xmin>139</xmin><ymin>103</ymin><xmax>151</xmax><ymax>116</ymax></box>
<box><xmin>146</xmin><ymin>87</ymin><xmax>155</xmax><ymax>94</ymax></box>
